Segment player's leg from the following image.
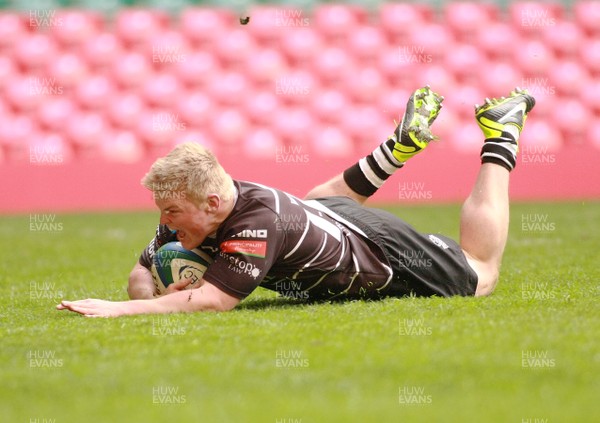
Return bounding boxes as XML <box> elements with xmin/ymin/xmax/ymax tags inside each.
<box><xmin>460</xmin><ymin>89</ymin><xmax>536</xmax><ymax>296</ymax></box>
<box><xmin>305</xmin><ymin>86</ymin><xmax>444</xmax><ymax>203</ymax></box>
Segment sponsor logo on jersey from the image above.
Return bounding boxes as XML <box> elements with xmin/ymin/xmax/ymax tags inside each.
<box><xmin>220</xmin><ymin>240</ymin><xmax>267</xmax><ymax>258</ymax></box>
<box><xmin>428</xmin><ymin>234</ymin><xmax>449</xmax><ymax>250</ymax></box>
<box><xmin>219</xmin><ymin>251</ymin><xmax>262</xmax><ymax>279</ymax></box>
<box><xmin>232</xmin><ymin>229</ymin><xmax>268</xmax><ymax>238</ymax></box>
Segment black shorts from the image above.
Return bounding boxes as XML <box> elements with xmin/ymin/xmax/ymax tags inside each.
<box><xmin>316</xmin><ymin>196</ymin><xmax>478</xmax><ymax>297</ymax></box>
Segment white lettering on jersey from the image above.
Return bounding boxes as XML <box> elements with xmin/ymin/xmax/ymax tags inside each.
<box><xmin>233</xmin><ymin>229</ymin><xmax>268</xmax><ymax>238</ymax></box>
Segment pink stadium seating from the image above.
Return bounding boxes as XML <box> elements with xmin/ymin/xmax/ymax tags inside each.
<box><xmin>173</xmin><ymin>50</ymin><xmax>220</xmax><ymax>87</ymax></box>
<box><xmin>271</xmin><ymin>106</ymin><xmax>314</xmax><ymax>145</ymax></box>
<box><xmin>347</xmin><ymin>25</ymin><xmax>387</xmax><ymax>62</ymax></box>
<box><xmin>510</xmin><ymin>2</ymin><xmax>565</xmax><ymax>36</ymax></box>
<box><xmin>48</xmin><ymin>53</ymin><xmax>89</xmax><ymax>89</ymax></box>
<box><xmin>345</xmin><ymin>67</ymin><xmax>387</xmax><ymax>103</ymax></box>
<box><xmin>106</xmin><ymin>92</ymin><xmax>146</xmax><ymax>129</ymax></box>
<box><xmin>0</xmin><ymin>13</ymin><xmax>29</xmax><ymax>53</ymax></box>
<box><xmin>280</xmin><ymin>27</ymin><xmax>324</xmax><ymax>64</ymax></box>
<box><xmin>513</xmin><ymin>40</ymin><xmax>556</xmax><ymax>76</ymax></box>
<box><xmin>314</xmin><ymin>4</ymin><xmax>366</xmax><ymax>43</ymax></box>
<box><xmin>100</xmin><ymin>130</ymin><xmax>144</xmax><ymax>163</ymax></box>
<box><xmin>207</xmin><ymin>71</ymin><xmax>250</xmax><ymax>106</ymax></box>
<box><xmin>378</xmin><ymin>87</ymin><xmax>413</xmax><ymax>123</ymax></box>
<box><xmin>13</xmin><ymin>34</ymin><xmax>58</xmax><ymax>70</ymax></box>
<box><xmin>137</xmin><ymin>109</ymin><xmax>184</xmax><ymax>147</ymax></box>
<box><xmin>521</xmin><ymin>119</ymin><xmax>562</xmax><ymax>151</ymax></box>
<box><xmin>542</xmin><ymin>21</ymin><xmax>585</xmax><ymax>58</ymax></box>
<box><xmin>244</xmin><ymin>91</ymin><xmax>280</xmax><ymax>125</ymax></box>
<box><xmin>579</xmin><ymin>80</ymin><xmax>600</xmax><ymax>113</ymax></box>
<box><xmin>49</xmin><ymin>11</ymin><xmax>103</xmax><ymax>48</ymax></box>
<box><xmin>209</xmin><ymin>108</ymin><xmax>250</xmax><ymax>145</ymax></box>
<box><xmin>312</xmin><ymin>47</ymin><xmax>356</xmax><ymax>84</ymax></box>
<box><xmin>574</xmin><ymin>1</ymin><xmax>600</xmax><ymax>34</ymax></box>
<box><xmin>145</xmin><ymin>30</ymin><xmax>191</xmax><ymax>71</ymax></box>
<box><xmin>549</xmin><ymin>61</ymin><xmax>591</xmax><ymax>96</ymax></box>
<box><xmin>5</xmin><ymin>76</ymin><xmax>43</xmax><ymax>112</ymax></box>
<box><xmin>115</xmin><ymin>9</ymin><xmax>169</xmax><ymax>46</ymax></box>
<box><xmin>246</xmin><ymin>49</ymin><xmax>289</xmax><ymax>86</ymax></box>
<box><xmin>37</xmin><ymin>97</ymin><xmax>76</xmax><ymax>131</ymax></box>
<box><xmin>276</xmin><ymin>69</ymin><xmax>318</xmax><ymax>105</ymax></box>
<box><xmin>311</xmin><ymin>89</ymin><xmax>349</xmax><ymax>124</ymax></box>
<box><xmin>213</xmin><ymin>28</ymin><xmax>258</xmax><ymax>68</ymax></box>
<box><xmin>442</xmin><ymin>85</ymin><xmax>484</xmax><ymax>119</ymax></box>
<box><xmin>82</xmin><ymin>33</ymin><xmax>124</xmax><ymax>69</ymax></box>
<box><xmin>311</xmin><ymin>126</ymin><xmax>354</xmax><ymax>158</ymax></box>
<box><xmin>379</xmin><ymin>3</ymin><xmax>433</xmax><ymax>42</ymax></box>
<box><xmin>180</xmin><ymin>8</ymin><xmax>233</xmax><ymax>47</ymax></box>
<box><xmin>0</xmin><ymin>56</ymin><xmax>17</xmax><ymax>94</ymax></box>
<box><xmin>111</xmin><ymin>52</ymin><xmax>153</xmax><ymax>88</ymax></box>
<box><xmin>176</xmin><ymin>91</ymin><xmax>214</xmax><ymax>127</ymax></box>
<box><xmin>551</xmin><ymin>97</ymin><xmax>593</xmax><ymax>139</ymax></box>
<box><xmin>445</xmin><ymin>2</ymin><xmax>499</xmax><ymax>41</ymax></box>
<box><xmin>580</xmin><ymin>39</ymin><xmax>600</xmax><ymax>73</ymax></box>
<box><xmin>475</xmin><ymin>22</ymin><xmax>521</xmax><ymax>60</ymax></box>
<box><xmin>445</xmin><ymin>44</ymin><xmax>487</xmax><ymax>81</ymax></box>
<box><xmin>0</xmin><ymin>114</ymin><xmax>38</xmax><ymax>150</ymax></box>
<box><xmin>75</xmin><ymin>74</ymin><xmax>116</xmax><ymax>109</ymax></box>
<box><xmin>66</xmin><ymin>111</ymin><xmax>107</xmax><ymax>149</ymax></box>
<box><xmin>245</xmin><ymin>6</ymin><xmax>295</xmax><ymax>46</ymax></box>
<box><xmin>478</xmin><ymin>62</ymin><xmax>522</xmax><ymax>98</ymax></box>
<box><xmin>243</xmin><ymin>128</ymin><xmax>282</xmax><ymax>159</ymax></box>
<box><xmin>409</xmin><ymin>24</ymin><xmax>454</xmax><ymax>62</ymax></box>
<box><xmin>142</xmin><ymin>73</ymin><xmax>183</xmax><ymax>108</ymax></box>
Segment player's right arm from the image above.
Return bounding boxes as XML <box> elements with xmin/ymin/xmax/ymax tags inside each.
<box><xmin>127</xmin><ymin>262</ymin><xmax>155</xmax><ymax>299</ymax></box>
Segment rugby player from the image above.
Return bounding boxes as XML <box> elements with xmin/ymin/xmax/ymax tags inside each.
<box><xmin>58</xmin><ymin>87</ymin><xmax>535</xmax><ymax>317</ymax></box>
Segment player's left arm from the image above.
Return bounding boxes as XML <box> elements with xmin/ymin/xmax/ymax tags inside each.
<box><xmin>57</xmin><ymin>280</ymin><xmax>241</xmax><ymax>317</ymax></box>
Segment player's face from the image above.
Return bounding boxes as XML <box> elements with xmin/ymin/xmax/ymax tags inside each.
<box><xmin>156</xmin><ymin>195</ymin><xmax>217</xmax><ymax>250</ymax></box>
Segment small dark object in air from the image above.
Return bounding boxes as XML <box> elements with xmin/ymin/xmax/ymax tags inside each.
<box><xmin>240</xmin><ymin>16</ymin><xmax>250</xmax><ymax>25</ymax></box>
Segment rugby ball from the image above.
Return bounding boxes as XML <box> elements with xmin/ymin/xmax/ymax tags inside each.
<box><xmin>151</xmin><ymin>242</ymin><xmax>213</xmax><ymax>295</ymax></box>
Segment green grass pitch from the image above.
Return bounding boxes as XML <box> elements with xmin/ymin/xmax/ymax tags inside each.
<box><xmin>1</xmin><ymin>201</ymin><xmax>598</xmax><ymax>422</ymax></box>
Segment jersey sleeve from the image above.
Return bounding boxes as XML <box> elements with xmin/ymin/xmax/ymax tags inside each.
<box><xmin>138</xmin><ymin>224</ymin><xmax>177</xmax><ymax>269</ymax></box>
<box><xmin>202</xmin><ymin>208</ymin><xmax>285</xmax><ymax>299</ymax></box>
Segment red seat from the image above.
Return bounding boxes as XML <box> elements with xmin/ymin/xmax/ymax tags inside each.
<box><xmin>49</xmin><ymin>10</ymin><xmax>103</xmax><ymax>48</ymax></box>
<box><xmin>413</xmin><ymin>65</ymin><xmax>457</xmax><ymax>95</ymax></box>
<box><xmin>311</xmin><ymin>126</ymin><xmax>354</xmax><ymax>158</ymax></box>
<box><xmin>246</xmin><ymin>6</ymin><xmax>298</xmax><ymax>46</ymax></box>
<box><xmin>580</xmin><ymin>39</ymin><xmax>600</xmax><ymax>74</ymax></box>
<box><xmin>510</xmin><ymin>2</ymin><xmax>564</xmax><ymax>36</ymax></box>
<box><xmin>100</xmin><ymin>130</ymin><xmax>145</xmax><ymax>163</ymax></box>
<box><xmin>280</xmin><ymin>27</ymin><xmax>324</xmax><ymax>64</ymax></box>
<box><xmin>173</xmin><ymin>50</ymin><xmax>220</xmax><ymax>87</ymax></box>
<box><xmin>106</xmin><ymin>92</ymin><xmax>146</xmax><ymax>129</ymax></box>
<box><xmin>521</xmin><ymin>87</ymin><xmax>554</xmax><ymax>117</ymax></box>
<box><xmin>408</xmin><ymin>24</ymin><xmax>454</xmax><ymax>62</ymax></box>
<box><xmin>13</xmin><ymin>34</ymin><xmax>58</xmax><ymax>70</ymax></box>
<box><xmin>274</xmin><ymin>69</ymin><xmax>318</xmax><ymax>105</ymax></box>
<box><xmin>37</xmin><ymin>97</ymin><xmax>76</xmax><ymax>131</ymax></box>
<box><xmin>311</xmin><ymin>89</ymin><xmax>350</xmax><ymax>124</ymax></box>
<box><xmin>312</xmin><ymin>47</ymin><xmax>356</xmax><ymax>83</ymax></box>
<box><xmin>115</xmin><ymin>9</ymin><xmax>169</xmax><ymax>47</ymax></box>
<box><xmin>574</xmin><ymin>1</ymin><xmax>600</xmax><ymax>35</ymax></box>
<box><xmin>378</xmin><ymin>52</ymin><xmax>416</xmax><ymax>87</ymax></box>
<box><xmin>477</xmin><ymin>62</ymin><xmax>522</xmax><ymax>98</ymax></box>
<box><xmin>82</xmin><ymin>32</ymin><xmax>125</xmax><ymax>69</ymax></box>
<box><xmin>271</xmin><ymin>106</ymin><xmax>314</xmax><ymax>145</ymax></box>
<box><xmin>475</xmin><ymin>23</ymin><xmax>521</xmax><ymax>60</ymax></box>
<box><xmin>28</xmin><ymin>133</ymin><xmax>73</xmax><ymax>164</ymax></box>
<box><xmin>244</xmin><ymin>128</ymin><xmax>282</xmax><ymax>159</ymax></box>
<box><xmin>348</xmin><ymin>25</ymin><xmax>387</xmax><ymax>63</ymax></box>
<box><xmin>314</xmin><ymin>4</ymin><xmax>365</xmax><ymax>42</ymax></box>
<box><xmin>75</xmin><ymin>75</ymin><xmax>116</xmax><ymax>109</ymax></box>
<box><xmin>137</xmin><ymin>109</ymin><xmax>185</xmax><ymax>147</ymax></box>
<box><xmin>520</xmin><ymin>120</ymin><xmax>562</xmax><ymax>153</ymax></box>
<box><xmin>176</xmin><ymin>91</ymin><xmax>215</xmax><ymax>127</ymax></box>
<box><xmin>340</xmin><ymin>105</ymin><xmax>389</xmax><ymax>146</ymax></box>
<box><xmin>442</xmin><ymin>85</ymin><xmax>483</xmax><ymax>119</ymax></box>
<box><xmin>549</xmin><ymin>61</ymin><xmax>591</xmax><ymax>97</ymax></box>
<box><xmin>345</xmin><ymin>67</ymin><xmax>386</xmax><ymax>104</ymax></box>
<box><xmin>513</xmin><ymin>40</ymin><xmax>556</xmax><ymax>76</ymax></box>
<box><xmin>111</xmin><ymin>52</ymin><xmax>153</xmax><ymax>88</ymax></box>
<box><xmin>579</xmin><ymin>80</ymin><xmax>600</xmax><ymax>113</ymax></box>
<box><xmin>379</xmin><ymin>3</ymin><xmax>433</xmax><ymax>42</ymax></box>
<box><xmin>430</xmin><ymin>108</ymin><xmax>460</xmax><ymax>142</ymax></box>
<box><xmin>0</xmin><ymin>13</ymin><xmax>29</xmax><ymax>53</ymax></box>
<box><xmin>142</xmin><ymin>73</ymin><xmax>182</xmax><ymax>108</ymax></box>
<box><xmin>542</xmin><ymin>21</ymin><xmax>584</xmax><ymax>58</ymax></box>
<box><xmin>448</xmin><ymin>123</ymin><xmax>483</xmax><ymax>154</ymax></box>
<box><xmin>209</xmin><ymin>108</ymin><xmax>250</xmax><ymax>146</ymax></box>
<box><xmin>244</xmin><ymin>91</ymin><xmax>281</xmax><ymax>125</ymax></box>
<box><xmin>0</xmin><ymin>56</ymin><xmax>17</xmax><ymax>94</ymax></box>
<box><xmin>378</xmin><ymin>88</ymin><xmax>413</xmax><ymax>123</ymax></box>
<box><xmin>246</xmin><ymin>49</ymin><xmax>288</xmax><ymax>86</ymax></box>
<box><xmin>0</xmin><ymin>114</ymin><xmax>38</xmax><ymax>151</ymax></box>
<box><xmin>5</xmin><ymin>76</ymin><xmax>44</xmax><ymax>112</ymax></box>
<box><xmin>445</xmin><ymin>44</ymin><xmax>487</xmax><ymax>81</ymax></box>
<box><xmin>65</xmin><ymin>111</ymin><xmax>107</xmax><ymax>149</ymax></box>
<box><xmin>48</xmin><ymin>53</ymin><xmax>89</xmax><ymax>89</ymax></box>
<box><xmin>146</xmin><ymin>30</ymin><xmax>191</xmax><ymax>71</ymax></box>
<box><xmin>180</xmin><ymin>8</ymin><xmax>233</xmax><ymax>47</ymax></box>
<box><xmin>207</xmin><ymin>71</ymin><xmax>250</xmax><ymax>106</ymax></box>
<box><xmin>551</xmin><ymin>97</ymin><xmax>592</xmax><ymax>139</ymax></box>
<box><xmin>445</xmin><ymin>2</ymin><xmax>498</xmax><ymax>41</ymax></box>
<box><xmin>213</xmin><ymin>28</ymin><xmax>257</xmax><ymax>68</ymax></box>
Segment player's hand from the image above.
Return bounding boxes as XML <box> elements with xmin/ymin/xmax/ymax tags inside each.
<box><xmin>56</xmin><ymin>299</ymin><xmax>127</xmax><ymax>318</ymax></box>
<box><xmin>163</xmin><ymin>278</ymin><xmax>195</xmax><ymax>295</ymax></box>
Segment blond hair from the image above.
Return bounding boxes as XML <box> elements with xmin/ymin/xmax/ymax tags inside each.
<box><xmin>141</xmin><ymin>142</ymin><xmax>234</xmax><ymax>205</ymax></box>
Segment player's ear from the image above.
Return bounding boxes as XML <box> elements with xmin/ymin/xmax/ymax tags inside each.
<box><xmin>205</xmin><ymin>194</ymin><xmax>221</xmax><ymax>212</ymax></box>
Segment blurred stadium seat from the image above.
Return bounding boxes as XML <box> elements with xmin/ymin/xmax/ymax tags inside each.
<box><xmin>0</xmin><ymin>1</ymin><xmax>599</xmax><ymax>206</ymax></box>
